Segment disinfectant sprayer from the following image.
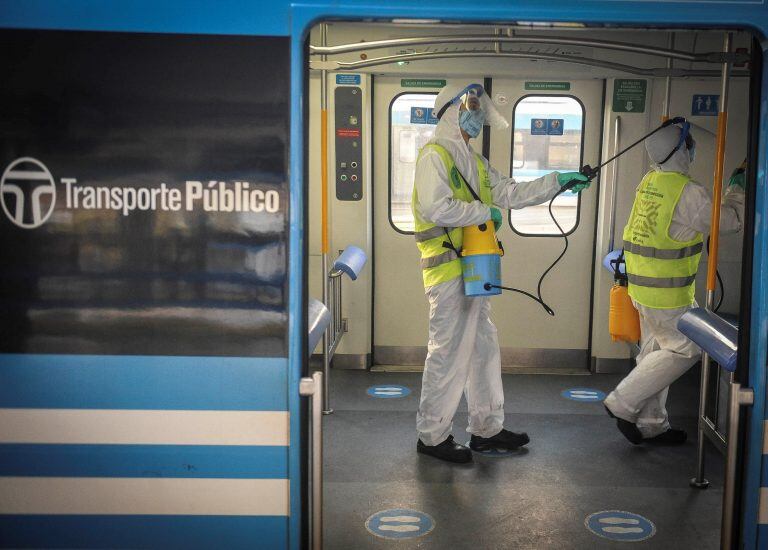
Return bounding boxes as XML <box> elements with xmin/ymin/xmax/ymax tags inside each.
<box><xmin>607</xmin><ymin>250</ymin><xmax>641</xmax><ymax>342</ymax></box>
<box><xmin>482</xmin><ymin>117</ymin><xmax>690</xmax><ymax>316</ymax></box>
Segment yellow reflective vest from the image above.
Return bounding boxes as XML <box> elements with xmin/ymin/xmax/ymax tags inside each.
<box><xmin>623</xmin><ymin>171</ymin><xmax>703</xmax><ymax>309</ymax></box>
<box><xmin>412</xmin><ymin>144</ymin><xmax>493</xmax><ymax>288</ymax></box>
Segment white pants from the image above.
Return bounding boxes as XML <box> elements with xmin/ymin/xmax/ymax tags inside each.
<box><xmin>604</xmin><ymin>300</ymin><xmax>700</xmax><ymax>438</ymax></box>
<box><xmin>416</xmin><ymin>277</ymin><xmax>505</xmax><ymax>446</ymax></box>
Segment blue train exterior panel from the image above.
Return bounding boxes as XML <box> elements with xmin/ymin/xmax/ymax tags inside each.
<box><xmin>0</xmin><ymin>30</ymin><xmax>293</xmax><ymax>549</ymax></box>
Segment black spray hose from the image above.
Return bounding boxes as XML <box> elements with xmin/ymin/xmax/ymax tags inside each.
<box><xmin>489</xmin><ymin>117</ymin><xmax>688</xmax><ymax>316</ymax></box>
<box><xmin>485</xmin><ymin>184</ymin><xmax>572</xmax><ymax>316</ymax></box>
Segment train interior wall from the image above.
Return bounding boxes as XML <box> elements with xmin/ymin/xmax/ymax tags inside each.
<box><xmin>307</xmin><ymin>24</ymin><xmax>750</xmax><ymax>371</ymax></box>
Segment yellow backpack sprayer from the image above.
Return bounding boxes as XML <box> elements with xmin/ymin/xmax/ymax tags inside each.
<box><xmin>606</xmin><ymin>250</ymin><xmax>641</xmax><ymax>343</ymax></box>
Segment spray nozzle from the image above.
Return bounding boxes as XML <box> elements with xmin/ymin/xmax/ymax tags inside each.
<box><xmin>662</xmin><ymin>116</ymin><xmax>687</xmax><ymax>127</ymax></box>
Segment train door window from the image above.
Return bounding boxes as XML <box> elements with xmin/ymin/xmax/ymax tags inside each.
<box><xmin>389</xmin><ymin>93</ymin><xmax>438</xmax><ymax>233</ymax></box>
<box><xmin>509</xmin><ymin>95</ymin><xmax>585</xmax><ymax>235</ymax></box>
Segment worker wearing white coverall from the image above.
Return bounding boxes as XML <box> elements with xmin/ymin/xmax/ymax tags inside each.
<box><xmin>604</xmin><ymin>123</ymin><xmax>745</xmax><ymax>444</ymax></box>
<box><xmin>414</xmin><ymin>82</ymin><xmax>589</xmax><ymax>461</ymax></box>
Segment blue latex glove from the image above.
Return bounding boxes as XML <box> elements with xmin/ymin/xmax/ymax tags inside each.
<box><xmin>557</xmin><ymin>171</ymin><xmax>591</xmax><ymax>193</ymax></box>
<box><xmin>490</xmin><ymin>206</ymin><xmax>503</xmax><ymax>232</ymax></box>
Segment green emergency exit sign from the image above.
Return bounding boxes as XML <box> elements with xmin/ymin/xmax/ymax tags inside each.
<box><xmin>401</xmin><ymin>79</ymin><xmax>446</xmax><ymax>88</ymax></box>
<box><xmin>613</xmin><ymin>79</ymin><xmax>647</xmax><ymax>113</ymax></box>
<box><xmin>525</xmin><ymin>82</ymin><xmax>571</xmax><ymax>91</ymax></box>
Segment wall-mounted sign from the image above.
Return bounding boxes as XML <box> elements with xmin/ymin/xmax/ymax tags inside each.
<box><xmin>692</xmin><ymin>94</ymin><xmax>719</xmax><ymax>116</ymax></box>
<box><xmin>525</xmin><ymin>81</ymin><xmax>571</xmax><ymax>91</ymax></box>
<box><xmin>612</xmin><ymin>79</ymin><xmax>647</xmax><ymax>113</ymax></box>
<box><xmin>336</xmin><ymin>74</ymin><xmax>361</xmax><ymax>85</ymax></box>
<box><xmin>401</xmin><ymin>79</ymin><xmax>446</xmax><ymax>88</ymax></box>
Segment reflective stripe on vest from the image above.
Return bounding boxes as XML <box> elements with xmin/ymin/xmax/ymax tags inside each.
<box><xmin>622</xmin><ymin>170</ymin><xmax>703</xmax><ymax>308</ymax></box>
<box><xmin>412</xmin><ymin>143</ymin><xmax>493</xmax><ymax>288</ymax></box>
<box><xmin>623</xmin><ymin>241</ymin><xmax>703</xmax><ymax>260</ymax></box>
<box><xmin>414</xmin><ymin>225</ymin><xmax>456</xmax><ymax>243</ymax></box>
<box><xmin>627</xmin><ymin>273</ymin><xmax>697</xmax><ymax>289</ymax></box>
<box><xmin>420</xmin><ymin>249</ymin><xmax>459</xmax><ymax>269</ymax></box>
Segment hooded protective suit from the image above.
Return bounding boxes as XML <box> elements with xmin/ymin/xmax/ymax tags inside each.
<box><xmin>604</xmin><ymin>123</ymin><xmax>745</xmax><ymax>439</ymax></box>
<box><xmin>414</xmin><ymin>83</ymin><xmax>562</xmax><ymax>446</ymax></box>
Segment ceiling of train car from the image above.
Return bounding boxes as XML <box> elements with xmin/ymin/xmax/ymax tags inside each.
<box><xmin>309</xmin><ymin>23</ymin><xmax>752</xmax><ymax>80</ymax></box>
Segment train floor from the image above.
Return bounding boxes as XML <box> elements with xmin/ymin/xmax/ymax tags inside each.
<box><xmin>322</xmin><ymin>366</ymin><xmax>725</xmax><ymax>549</ymax></box>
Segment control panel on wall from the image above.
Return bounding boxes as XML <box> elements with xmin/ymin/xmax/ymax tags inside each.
<box><xmin>335</xmin><ymin>86</ymin><xmax>363</xmax><ymax>201</ymax></box>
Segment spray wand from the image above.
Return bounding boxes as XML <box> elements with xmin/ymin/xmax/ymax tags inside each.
<box><xmin>486</xmin><ymin>117</ymin><xmax>688</xmax><ymax>316</ymax></box>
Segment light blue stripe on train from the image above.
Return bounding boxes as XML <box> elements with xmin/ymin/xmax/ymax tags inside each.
<box><xmin>0</xmin><ymin>354</ymin><xmax>287</xmax><ymax>410</ymax></box>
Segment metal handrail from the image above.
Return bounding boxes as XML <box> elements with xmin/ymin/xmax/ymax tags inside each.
<box><xmin>326</xmin><ymin>50</ymin><xmax>748</xmax><ymax>78</ymax></box>
<box><xmin>322</xmin><ymin>267</ymin><xmax>346</xmax><ymax>414</ymax></box>
<box><xmin>299</xmin><ymin>371</ymin><xmax>324</xmax><ymax>550</ymax></box>
<box><xmin>310</xmin><ymin>33</ymin><xmax>746</xmax><ymax>64</ymax></box>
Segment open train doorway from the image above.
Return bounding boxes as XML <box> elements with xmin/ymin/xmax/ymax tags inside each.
<box><xmin>305</xmin><ymin>20</ymin><xmax>759</xmax><ymax>549</ymax></box>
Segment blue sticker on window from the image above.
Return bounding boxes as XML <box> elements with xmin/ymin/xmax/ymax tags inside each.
<box><xmin>531</xmin><ymin>118</ymin><xmax>548</xmax><ymax>135</ymax></box>
<box><xmin>585</xmin><ymin>510</ymin><xmax>656</xmax><ymax>542</ymax></box>
<box><xmin>561</xmin><ymin>388</ymin><xmax>606</xmax><ymax>402</ymax></box>
<box><xmin>336</xmin><ymin>74</ymin><xmax>361</xmax><ymax>85</ymax></box>
<box><xmin>692</xmin><ymin>94</ymin><xmax>719</xmax><ymax>116</ymax></box>
<box><xmin>410</xmin><ymin>107</ymin><xmax>438</xmax><ymax>125</ymax></box>
<box><xmin>547</xmin><ymin>118</ymin><xmax>564</xmax><ymax>135</ymax></box>
<box><xmin>366</xmin><ymin>509</ymin><xmax>434</xmax><ymax>540</ymax></box>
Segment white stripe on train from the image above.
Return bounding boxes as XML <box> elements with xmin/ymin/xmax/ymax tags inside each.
<box><xmin>0</xmin><ymin>477</ymin><xmax>289</xmax><ymax>515</ymax></box>
<box><xmin>0</xmin><ymin>409</ymin><xmax>289</xmax><ymax>446</ymax></box>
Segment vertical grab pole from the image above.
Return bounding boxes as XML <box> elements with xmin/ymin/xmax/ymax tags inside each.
<box><xmin>691</xmin><ymin>31</ymin><xmax>732</xmax><ymax>490</ymax></box>
<box><xmin>607</xmin><ymin>116</ymin><xmax>621</xmax><ymax>252</ymax></box>
<box><xmin>662</xmin><ymin>33</ymin><xmax>674</xmax><ymax>122</ymax></box>
<box><xmin>320</xmin><ymin>23</ymin><xmax>333</xmax><ymax>415</ymax></box>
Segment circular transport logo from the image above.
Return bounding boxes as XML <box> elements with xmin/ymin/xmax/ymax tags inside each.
<box><xmin>1</xmin><ymin>157</ymin><xmax>57</xmax><ymax>229</ymax></box>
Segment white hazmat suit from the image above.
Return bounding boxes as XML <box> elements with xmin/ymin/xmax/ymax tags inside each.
<box><xmin>414</xmin><ymin>83</ymin><xmax>562</xmax><ymax>446</ymax></box>
<box><xmin>604</xmin><ymin>124</ymin><xmax>745</xmax><ymax>439</ymax></box>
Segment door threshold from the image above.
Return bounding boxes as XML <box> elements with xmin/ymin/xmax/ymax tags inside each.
<box><xmin>371</xmin><ymin>364</ymin><xmax>591</xmax><ymax>375</ymax></box>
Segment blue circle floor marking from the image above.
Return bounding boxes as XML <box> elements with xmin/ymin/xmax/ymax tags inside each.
<box><xmin>585</xmin><ymin>510</ymin><xmax>656</xmax><ymax>542</ymax></box>
<box><xmin>366</xmin><ymin>385</ymin><xmax>411</xmax><ymax>399</ymax></box>
<box><xmin>561</xmin><ymin>388</ymin><xmax>606</xmax><ymax>402</ymax></box>
<box><xmin>366</xmin><ymin>509</ymin><xmax>434</xmax><ymax>540</ymax></box>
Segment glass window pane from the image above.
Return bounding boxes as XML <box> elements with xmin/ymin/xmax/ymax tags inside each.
<box><xmin>509</xmin><ymin>95</ymin><xmax>584</xmax><ymax>235</ymax></box>
<box><xmin>389</xmin><ymin>93</ymin><xmax>438</xmax><ymax>233</ymax></box>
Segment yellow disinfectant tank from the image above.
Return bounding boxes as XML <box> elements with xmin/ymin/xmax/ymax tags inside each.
<box><xmin>461</xmin><ymin>222</ymin><xmax>504</xmax><ymax>297</ymax></box>
<box><xmin>462</xmin><ymin>222</ymin><xmax>503</xmax><ymax>256</ymax></box>
<box><xmin>609</xmin><ymin>282</ymin><xmax>641</xmax><ymax>343</ymax></box>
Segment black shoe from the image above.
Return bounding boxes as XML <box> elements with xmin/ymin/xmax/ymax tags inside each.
<box><xmin>645</xmin><ymin>428</ymin><xmax>688</xmax><ymax>445</ymax></box>
<box><xmin>605</xmin><ymin>405</ymin><xmax>643</xmax><ymax>445</ymax></box>
<box><xmin>469</xmin><ymin>429</ymin><xmax>530</xmax><ymax>452</ymax></box>
<box><xmin>417</xmin><ymin>435</ymin><xmax>473</xmax><ymax>463</ymax></box>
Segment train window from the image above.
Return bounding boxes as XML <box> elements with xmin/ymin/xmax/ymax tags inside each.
<box><xmin>389</xmin><ymin>92</ymin><xmax>438</xmax><ymax>233</ymax></box>
<box><xmin>509</xmin><ymin>95</ymin><xmax>585</xmax><ymax>236</ymax></box>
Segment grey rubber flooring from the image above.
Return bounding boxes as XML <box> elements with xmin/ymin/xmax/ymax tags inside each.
<box><xmin>323</xmin><ymin>367</ymin><xmax>724</xmax><ymax>549</ymax></box>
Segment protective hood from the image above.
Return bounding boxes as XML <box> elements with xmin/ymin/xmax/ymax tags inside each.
<box><xmin>645</xmin><ymin>123</ymin><xmax>692</xmax><ymax>174</ymax></box>
<box><xmin>433</xmin><ymin>82</ymin><xmax>509</xmax><ymax>132</ymax></box>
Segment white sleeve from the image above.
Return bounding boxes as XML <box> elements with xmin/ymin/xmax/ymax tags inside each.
<box><xmin>414</xmin><ymin>149</ymin><xmax>492</xmax><ymax>227</ymax></box>
<box><xmin>485</xmin><ymin>160</ymin><xmax>561</xmax><ymax>210</ymax></box>
<box><xmin>674</xmin><ymin>181</ymin><xmax>744</xmax><ymax>235</ymax></box>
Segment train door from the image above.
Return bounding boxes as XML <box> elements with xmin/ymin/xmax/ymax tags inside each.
<box><xmin>372</xmin><ymin>76</ymin><xmax>603</xmax><ymax>369</ymax></box>
<box><xmin>372</xmin><ymin>76</ymin><xmax>485</xmax><ymax>366</ymax></box>
<box><xmin>487</xmin><ymin>79</ymin><xmax>604</xmax><ymax>369</ymax></box>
